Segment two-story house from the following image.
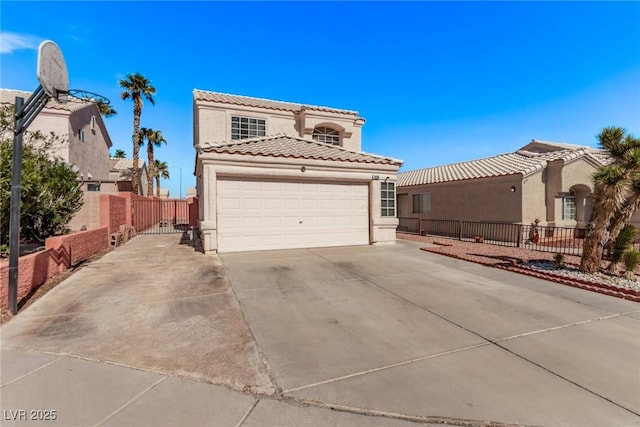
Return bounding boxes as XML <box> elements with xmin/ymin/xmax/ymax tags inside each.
<box><xmin>0</xmin><ymin>89</ymin><xmax>112</xmax><ymax>182</ymax></box>
<box><xmin>193</xmin><ymin>90</ymin><xmax>403</xmax><ymax>253</ymax></box>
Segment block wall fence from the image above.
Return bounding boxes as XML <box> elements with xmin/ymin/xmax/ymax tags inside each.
<box><xmin>1</xmin><ymin>194</ymin><xmax>199</xmax><ymax>308</ymax></box>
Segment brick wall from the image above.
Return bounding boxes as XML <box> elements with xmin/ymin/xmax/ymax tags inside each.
<box><xmin>100</xmin><ymin>194</ymin><xmax>127</xmax><ymax>234</ymax></box>
<box><xmin>0</xmin><ymin>227</ymin><xmax>108</xmax><ymax>308</ymax></box>
<box><xmin>45</xmin><ymin>227</ymin><xmax>109</xmax><ymax>267</ymax></box>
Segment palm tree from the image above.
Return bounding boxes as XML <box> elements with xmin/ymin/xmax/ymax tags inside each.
<box><xmin>96</xmin><ymin>99</ymin><xmax>117</xmax><ymax>118</ymax></box>
<box><xmin>119</xmin><ymin>73</ymin><xmax>156</xmax><ymax>195</ymax></box>
<box><xmin>113</xmin><ymin>149</ymin><xmax>126</xmax><ymax>158</ymax></box>
<box><xmin>153</xmin><ymin>160</ymin><xmax>169</xmax><ymax>197</ymax></box>
<box><xmin>141</xmin><ymin>127</ymin><xmax>166</xmax><ymax>196</ymax></box>
<box><xmin>580</xmin><ymin>127</ymin><xmax>640</xmax><ymax>273</ymax></box>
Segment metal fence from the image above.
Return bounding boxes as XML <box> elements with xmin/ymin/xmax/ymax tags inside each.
<box><xmin>132</xmin><ymin>199</ymin><xmax>190</xmax><ymax>234</ymax></box>
<box><xmin>399</xmin><ymin>218</ymin><xmax>590</xmax><ymax>257</ymax></box>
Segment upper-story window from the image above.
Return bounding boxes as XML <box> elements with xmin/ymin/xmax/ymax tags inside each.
<box><xmin>231</xmin><ymin>116</ymin><xmax>266</xmax><ymax>140</ymax></box>
<box><xmin>312</xmin><ymin>126</ymin><xmax>340</xmax><ymax>146</ymax></box>
<box><xmin>79</xmin><ymin>129</ymin><xmax>85</xmax><ymax>142</ymax></box>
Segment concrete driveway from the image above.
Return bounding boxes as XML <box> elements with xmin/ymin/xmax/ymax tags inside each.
<box><xmin>1</xmin><ymin>234</ymin><xmax>274</xmax><ymax>394</ymax></box>
<box><xmin>220</xmin><ymin>239</ymin><xmax>640</xmax><ymax>427</ymax></box>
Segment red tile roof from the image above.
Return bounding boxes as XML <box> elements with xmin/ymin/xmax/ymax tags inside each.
<box><xmin>193</xmin><ymin>89</ymin><xmax>360</xmax><ymax>116</ymax></box>
<box><xmin>199</xmin><ymin>134</ymin><xmax>402</xmax><ymax>166</ymax></box>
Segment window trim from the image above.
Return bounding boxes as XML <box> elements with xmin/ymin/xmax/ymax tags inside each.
<box><xmin>381</xmin><ymin>181</ymin><xmax>396</xmax><ymax>217</ymax></box>
<box><xmin>312</xmin><ymin>126</ymin><xmax>340</xmax><ymax>146</ymax></box>
<box><xmin>562</xmin><ymin>195</ymin><xmax>576</xmax><ymax>220</ymax></box>
<box><xmin>231</xmin><ymin>115</ymin><xmax>267</xmax><ymax>140</ymax></box>
<box><xmin>412</xmin><ymin>193</ymin><xmax>431</xmax><ymax>214</ymax></box>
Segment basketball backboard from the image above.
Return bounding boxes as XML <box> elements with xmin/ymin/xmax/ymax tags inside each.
<box><xmin>37</xmin><ymin>40</ymin><xmax>68</xmax><ymax>102</ymax></box>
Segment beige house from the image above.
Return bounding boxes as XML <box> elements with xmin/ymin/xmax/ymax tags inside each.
<box><xmin>0</xmin><ymin>89</ymin><xmax>112</xmax><ymax>182</ymax></box>
<box><xmin>107</xmin><ymin>158</ymin><xmax>149</xmax><ymax>196</ymax></box>
<box><xmin>193</xmin><ymin>90</ymin><xmax>402</xmax><ymax>253</ymax></box>
<box><xmin>397</xmin><ymin>140</ymin><xmax>616</xmax><ymax>228</ymax></box>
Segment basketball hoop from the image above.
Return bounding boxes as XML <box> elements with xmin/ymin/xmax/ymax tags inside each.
<box><xmin>66</xmin><ymin>89</ymin><xmax>111</xmax><ymax>106</ymax></box>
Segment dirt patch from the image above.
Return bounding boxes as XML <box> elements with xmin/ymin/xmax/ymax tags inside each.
<box><xmin>0</xmin><ymin>247</ymin><xmax>113</xmax><ymax>324</ymax></box>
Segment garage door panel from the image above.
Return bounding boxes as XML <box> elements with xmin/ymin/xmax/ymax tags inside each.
<box><xmin>217</xmin><ymin>180</ymin><xmax>369</xmax><ymax>252</ymax></box>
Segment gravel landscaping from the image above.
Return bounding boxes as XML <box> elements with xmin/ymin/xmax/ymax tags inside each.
<box><xmin>398</xmin><ymin>232</ymin><xmax>640</xmax><ymax>302</ymax></box>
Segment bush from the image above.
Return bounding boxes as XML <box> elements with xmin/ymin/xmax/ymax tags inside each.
<box><xmin>553</xmin><ymin>253</ymin><xmax>565</xmax><ymax>269</ymax></box>
<box><xmin>0</xmin><ymin>105</ymin><xmax>83</xmax><ymax>249</ymax></box>
<box><xmin>623</xmin><ymin>249</ymin><xmax>640</xmax><ymax>276</ymax></box>
<box><xmin>611</xmin><ymin>225</ymin><xmax>636</xmax><ymax>264</ymax></box>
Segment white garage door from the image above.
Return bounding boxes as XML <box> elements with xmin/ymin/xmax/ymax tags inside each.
<box><xmin>217</xmin><ymin>180</ymin><xmax>369</xmax><ymax>252</ymax></box>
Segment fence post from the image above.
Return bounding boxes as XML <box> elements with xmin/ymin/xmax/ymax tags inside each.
<box><xmin>458</xmin><ymin>221</ymin><xmax>462</xmax><ymax>241</ymax></box>
<box><xmin>516</xmin><ymin>224</ymin><xmax>522</xmax><ymax>248</ymax></box>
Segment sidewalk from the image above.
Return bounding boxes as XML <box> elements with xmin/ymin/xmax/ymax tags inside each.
<box><xmin>1</xmin><ymin>349</ymin><xmax>438</xmax><ymax>427</ymax></box>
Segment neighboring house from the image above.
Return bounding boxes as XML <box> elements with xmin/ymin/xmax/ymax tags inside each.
<box><xmin>108</xmin><ymin>158</ymin><xmax>149</xmax><ymax>196</ymax></box>
<box><xmin>397</xmin><ymin>140</ymin><xmax>620</xmax><ymax>228</ymax></box>
<box><xmin>193</xmin><ymin>89</ymin><xmax>402</xmax><ymax>253</ymax></box>
<box><xmin>0</xmin><ymin>89</ymin><xmax>112</xmax><ymax>182</ymax></box>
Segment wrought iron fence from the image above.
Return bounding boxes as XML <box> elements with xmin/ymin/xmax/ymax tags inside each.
<box><xmin>398</xmin><ymin>218</ymin><xmax>589</xmax><ymax>257</ymax></box>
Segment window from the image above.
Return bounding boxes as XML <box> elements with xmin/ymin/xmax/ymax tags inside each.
<box><xmin>412</xmin><ymin>193</ymin><xmax>431</xmax><ymax>213</ymax></box>
<box><xmin>312</xmin><ymin>127</ymin><xmax>340</xmax><ymax>146</ymax></box>
<box><xmin>563</xmin><ymin>195</ymin><xmax>576</xmax><ymax>220</ymax></box>
<box><xmin>231</xmin><ymin>116</ymin><xmax>266</xmax><ymax>140</ymax></box>
<box><xmin>87</xmin><ymin>183</ymin><xmax>101</xmax><ymax>191</ymax></box>
<box><xmin>381</xmin><ymin>181</ymin><xmax>396</xmax><ymax>217</ymax></box>
<box><xmin>78</xmin><ymin>129</ymin><xmax>85</xmax><ymax>142</ymax></box>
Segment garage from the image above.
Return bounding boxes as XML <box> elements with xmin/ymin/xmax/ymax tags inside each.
<box><xmin>217</xmin><ymin>179</ymin><xmax>369</xmax><ymax>252</ymax></box>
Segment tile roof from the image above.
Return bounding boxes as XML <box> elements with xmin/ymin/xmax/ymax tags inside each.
<box><xmin>193</xmin><ymin>89</ymin><xmax>360</xmax><ymax>116</ymax></box>
<box><xmin>0</xmin><ymin>88</ymin><xmax>94</xmax><ymax>113</ymax></box>
<box><xmin>199</xmin><ymin>134</ymin><xmax>402</xmax><ymax>166</ymax></box>
<box><xmin>110</xmin><ymin>158</ymin><xmax>146</xmax><ymax>171</ymax></box>
<box><xmin>398</xmin><ymin>143</ymin><xmax>609</xmax><ymax>187</ymax></box>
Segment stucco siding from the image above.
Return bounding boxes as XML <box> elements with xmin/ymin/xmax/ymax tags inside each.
<box><xmin>522</xmin><ymin>169</ymin><xmax>547</xmax><ymax>225</ymax></box>
<box><xmin>68</xmin><ymin>108</ymin><xmax>110</xmax><ymax>180</ymax></box>
<box><xmin>195</xmin><ymin>99</ymin><xmax>363</xmax><ymax>152</ymax></box>
<box><xmin>397</xmin><ymin>175</ymin><xmax>522</xmax><ymax>223</ymax></box>
<box><xmin>561</xmin><ymin>159</ymin><xmax>596</xmax><ymax>193</ymax></box>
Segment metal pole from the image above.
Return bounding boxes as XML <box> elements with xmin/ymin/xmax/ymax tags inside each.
<box><xmin>179</xmin><ymin>168</ymin><xmax>182</xmax><ymax>199</ymax></box>
<box><xmin>8</xmin><ymin>97</ymin><xmax>25</xmax><ymax>315</ymax></box>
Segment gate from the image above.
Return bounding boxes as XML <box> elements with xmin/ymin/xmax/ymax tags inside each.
<box><xmin>132</xmin><ymin>198</ymin><xmax>190</xmax><ymax>234</ymax></box>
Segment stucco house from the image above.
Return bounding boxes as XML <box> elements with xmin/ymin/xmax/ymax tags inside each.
<box><xmin>193</xmin><ymin>90</ymin><xmax>402</xmax><ymax>253</ymax></box>
<box><xmin>107</xmin><ymin>158</ymin><xmax>149</xmax><ymax>196</ymax></box>
<box><xmin>397</xmin><ymin>140</ymin><xmax>618</xmax><ymax>229</ymax></box>
<box><xmin>0</xmin><ymin>89</ymin><xmax>112</xmax><ymax>182</ymax></box>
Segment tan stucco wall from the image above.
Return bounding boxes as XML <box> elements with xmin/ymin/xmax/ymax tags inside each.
<box><xmin>522</xmin><ymin>169</ymin><xmax>547</xmax><ymax>225</ymax></box>
<box><xmin>68</xmin><ymin>108</ymin><xmax>111</xmax><ymax>180</ymax></box>
<box><xmin>397</xmin><ymin>175</ymin><xmax>523</xmax><ymax>223</ymax></box>
<box><xmin>195</xmin><ymin>101</ymin><xmax>363</xmax><ymax>151</ymax></box>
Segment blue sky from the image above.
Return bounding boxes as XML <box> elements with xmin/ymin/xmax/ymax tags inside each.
<box><xmin>1</xmin><ymin>1</ymin><xmax>639</xmax><ymax>198</ymax></box>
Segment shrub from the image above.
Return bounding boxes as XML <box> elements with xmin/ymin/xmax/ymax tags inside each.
<box><xmin>623</xmin><ymin>249</ymin><xmax>640</xmax><ymax>277</ymax></box>
<box><xmin>611</xmin><ymin>225</ymin><xmax>636</xmax><ymax>264</ymax></box>
<box><xmin>553</xmin><ymin>253</ymin><xmax>565</xmax><ymax>269</ymax></box>
<box><xmin>0</xmin><ymin>105</ymin><xmax>83</xmax><ymax>249</ymax></box>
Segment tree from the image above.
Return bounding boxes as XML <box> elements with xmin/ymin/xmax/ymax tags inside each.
<box><xmin>141</xmin><ymin>128</ymin><xmax>166</xmax><ymax>197</ymax></box>
<box><xmin>95</xmin><ymin>99</ymin><xmax>117</xmax><ymax>118</ymax></box>
<box><xmin>119</xmin><ymin>73</ymin><xmax>155</xmax><ymax>195</ymax></box>
<box><xmin>580</xmin><ymin>127</ymin><xmax>640</xmax><ymax>273</ymax></box>
<box><xmin>0</xmin><ymin>105</ymin><xmax>83</xmax><ymax>248</ymax></box>
<box><xmin>113</xmin><ymin>149</ymin><xmax>126</xmax><ymax>158</ymax></box>
<box><xmin>153</xmin><ymin>160</ymin><xmax>169</xmax><ymax>197</ymax></box>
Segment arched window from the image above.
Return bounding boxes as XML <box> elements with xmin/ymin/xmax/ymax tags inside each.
<box><xmin>312</xmin><ymin>127</ymin><xmax>340</xmax><ymax>146</ymax></box>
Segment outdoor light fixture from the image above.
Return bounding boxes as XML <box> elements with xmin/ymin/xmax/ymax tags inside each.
<box><xmin>510</xmin><ymin>186</ymin><xmax>517</xmax><ymax>192</ymax></box>
<box><xmin>301</xmin><ymin>166</ymin><xmax>306</xmax><ymax>172</ymax></box>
